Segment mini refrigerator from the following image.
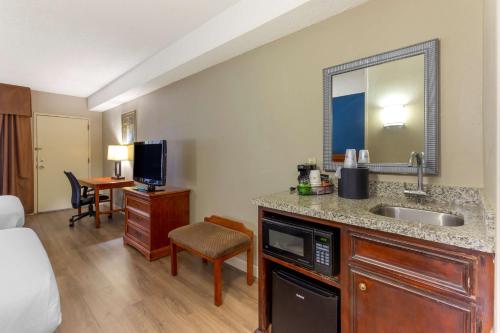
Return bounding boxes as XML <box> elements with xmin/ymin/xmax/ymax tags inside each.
<box><xmin>272</xmin><ymin>269</ymin><xmax>339</xmax><ymax>333</ymax></box>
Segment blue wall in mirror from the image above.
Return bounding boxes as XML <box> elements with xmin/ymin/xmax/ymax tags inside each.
<box><xmin>332</xmin><ymin>92</ymin><xmax>365</xmax><ymax>154</ymax></box>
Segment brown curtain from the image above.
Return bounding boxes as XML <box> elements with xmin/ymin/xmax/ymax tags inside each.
<box><xmin>0</xmin><ymin>84</ymin><xmax>33</xmax><ymax>213</ymax></box>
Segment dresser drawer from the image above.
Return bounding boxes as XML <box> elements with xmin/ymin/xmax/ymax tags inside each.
<box><xmin>127</xmin><ymin>208</ymin><xmax>150</xmax><ymax>230</ymax></box>
<box><xmin>350</xmin><ymin>232</ymin><xmax>475</xmax><ymax>296</ymax></box>
<box><xmin>126</xmin><ymin>224</ymin><xmax>150</xmax><ymax>247</ymax></box>
<box><xmin>126</xmin><ymin>196</ymin><xmax>150</xmax><ymax>215</ymax></box>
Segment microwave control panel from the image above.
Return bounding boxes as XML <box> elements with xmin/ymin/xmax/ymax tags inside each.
<box><xmin>315</xmin><ymin>238</ymin><xmax>330</xmax><ymax>266</ymax></box>
<box><xmin>313</xmin><ymin>231</ymin><xmax>334</xmax><ymax>276</ymax></box>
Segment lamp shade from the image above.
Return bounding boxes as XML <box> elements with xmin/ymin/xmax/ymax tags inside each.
<box><xmin>107</xmin><ymin>145</ymin><xmax>129</xmax><ymax>161</ymax></box>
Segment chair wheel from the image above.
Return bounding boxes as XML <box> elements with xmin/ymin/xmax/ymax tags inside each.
<box><xmin>69</xmin><ymin>221</ymin><xmax>75</xmax><ymax>227</ymax></box>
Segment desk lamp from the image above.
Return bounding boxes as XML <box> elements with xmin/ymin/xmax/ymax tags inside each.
<box><xmin>107</xmin><ymin>145</ymin><xmax>129</xmax><ymax>179</ymax></box>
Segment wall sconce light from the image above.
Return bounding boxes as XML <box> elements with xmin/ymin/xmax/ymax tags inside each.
<box><xmin>382</xmin><ymin>104</ymin><xmax>406</xmax><ymax>128</ymax></box>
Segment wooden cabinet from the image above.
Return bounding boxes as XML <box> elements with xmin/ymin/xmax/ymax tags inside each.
<box><xmin>347</xmin><ymin>231</ymin><xmax>487</xmax><ymax>333</ymax></box>
<box><xmin>351</xmin><ymin>269</ymin><xmax>473</xmax><ymax>333</ymax></box>
<box><xmin>349</xmin><ymin>232</ymin><xmax>475</xmax><ymax>296</ymax></box>
<box><xmin>256</xmin><ymin>207</ymin><xmax>493</xmax><ymax>333</ymax></box>
<box><xmin>124</xmin><ymin>187</ymin><xmax>190</xmax><ymax>260</ymax></box>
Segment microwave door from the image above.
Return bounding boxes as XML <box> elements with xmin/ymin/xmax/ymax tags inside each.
<box><xmin>263</xmin><ymin>219</ymin><xmax>313</xmax><ymax>268</ymax></box>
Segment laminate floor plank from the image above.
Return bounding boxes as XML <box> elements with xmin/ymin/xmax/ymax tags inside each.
<box><xmin>25</xmin><ymin>209</ymin><xmax>258</xmax><ymax>333</ymax></box>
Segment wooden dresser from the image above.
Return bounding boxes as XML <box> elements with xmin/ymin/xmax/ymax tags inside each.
<box><xmin>123</xmin><ymin>187</ymin><xmax>190</xmax><ymax>261</ymax></box>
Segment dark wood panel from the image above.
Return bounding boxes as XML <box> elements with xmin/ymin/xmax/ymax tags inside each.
<box><xmin>262</xmin><ymin>254</ymin><xmax>340</xmax><ymax>289</ymax></box>
<box><xmin>351</xmin><ymin>268</ymin><xmax>474</xmax><ymax>333</ymax></box>
<box><xmin>258</xmin><ymin>207</ymin><xmax>272</xmax><ymax>333</ymax></box>
<box><xmin>474</xmin><ymin>253</ymin><xmax>494</xmax><ymax>332</ymax></box>
<box><xmin>340</xmin><ymin>228</ymin><xmax>351</xmax><ymax>333</ymax></box>
<box><xmin>350</xmin><ymin>232</ymin><xmax>474</xmax><ymax>296</ymax></box>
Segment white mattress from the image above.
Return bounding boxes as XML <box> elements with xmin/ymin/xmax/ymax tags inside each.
<box><xmin>0</xmin><ymin>195</ymin><xmax>25</xmax><ymax>229</ymax></box>
<box><xmin>0</xmin><ymin>228</ymin><xmax>61</xmax><ymax>333</ymax></box>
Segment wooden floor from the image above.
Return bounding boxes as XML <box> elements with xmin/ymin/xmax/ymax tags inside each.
<box><xmin>26</xmin><ymin>209</ymin><xmax>258</xmax><ymax>333</ymax></box>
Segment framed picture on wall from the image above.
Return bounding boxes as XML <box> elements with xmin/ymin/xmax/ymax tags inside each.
<box><xmin>121</xmin><ymin>111</ymin><xmax>136</xmax><ymax>144</ymax></box>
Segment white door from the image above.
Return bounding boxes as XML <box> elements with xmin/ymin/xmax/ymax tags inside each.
<box><xmin>36</xmin><ymin>115</ymin><xmax>90</xmax><ymax>212</ymax></box>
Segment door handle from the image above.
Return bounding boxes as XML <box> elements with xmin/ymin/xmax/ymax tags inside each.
<box><xmin>358</xmin><ymin>282</ymin><xmax>367</xmax><ymax>291</ymax></box>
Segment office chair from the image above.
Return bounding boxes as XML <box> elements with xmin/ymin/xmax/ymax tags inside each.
<box><xmin>64</xmin><ymin>171</ymin><xmax>110</xmax><ymax>227</ymax></box>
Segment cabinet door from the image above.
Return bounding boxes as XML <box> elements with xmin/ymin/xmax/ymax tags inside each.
<box><xmin>351</xmin><ymin>269</ymin><xmax>473</xmax><ymax>333</ymax></box>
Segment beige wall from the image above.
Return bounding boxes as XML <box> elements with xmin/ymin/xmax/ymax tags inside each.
<box><xmin>102</xmin><ymin>0</ymin><xmax>484</xmax><ymax>264</ymax></box>
<box><xmin>482</xmin><ymin>0</ymin><xmax>499</xmax><ymax>326</ymax></box>
<box><xmin>483</xmin><ymin>0</ymin><xmax>497</xmax><ymax>207</ymax></box>
<box><xmin>31</xmin><ymin>90</ymin><xmax>103</xmax><ymax>177</ymax></box>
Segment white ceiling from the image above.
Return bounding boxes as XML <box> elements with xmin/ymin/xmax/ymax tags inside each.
<box><xmin>0</xmin><ymin>0</ymin><xmax>238</xmax><ymax>96</ymax></box>
<box><xmin>0</xmin><ymin>0</ymin><xmax>368</xmax><ymax>110</ymax></box>
<box><xmin>89</xmin><ymin>0</ymin><xmax>368</xmax><ymax>111</ymax></box>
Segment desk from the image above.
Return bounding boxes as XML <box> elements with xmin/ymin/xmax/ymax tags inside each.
<box><xmin>79</xmin><ymin>177</ymin><xmax>135</xmax><ymax>228</ymax></box>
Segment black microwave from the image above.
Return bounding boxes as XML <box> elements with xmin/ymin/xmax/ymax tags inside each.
<box><xmin>262</xmin><ymin>214</ymin><xmax>339</xmax><ymax>277</ymax></box>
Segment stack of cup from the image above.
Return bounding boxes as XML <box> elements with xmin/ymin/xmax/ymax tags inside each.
<box><xmin>358</xmin><ymin>150</ymin><xmax>370</xmax><ymax>164</ymax></box>
<box><xmin>344</xmin><ymin>149</ymin><xmax>357</xmax><ymax>168</ymax></box>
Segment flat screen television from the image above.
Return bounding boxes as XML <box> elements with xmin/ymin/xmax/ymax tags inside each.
<box><xmin>133</xmin><ymin>140</ymin><xmax>167</xmax><ymax>191</ymax></box>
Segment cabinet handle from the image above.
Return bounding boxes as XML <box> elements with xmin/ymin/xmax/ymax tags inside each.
<box><xmin>358</xmin><ymin>282</ymin><xmax>367</xmax><ymax>291</ymax></box>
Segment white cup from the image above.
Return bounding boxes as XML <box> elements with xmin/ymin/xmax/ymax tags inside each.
<box><xmin>358</xmin><ymin>150</ymin><xmax>370</xmax><ymax>164</ymax></box>
<box><xmin>309</xmin><ymin>170</ymin><xmax>321</xmax><ymax>186</ymax></box>
<box><xmin>344</xmin><ymin>149</ymin><xmax>357</xmax><ymax>168</ymax></box>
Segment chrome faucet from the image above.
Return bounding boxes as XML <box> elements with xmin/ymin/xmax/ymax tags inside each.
<box><xmin>404</xmin><ymin>151</ymin><xmax>427</xmax><ymax>200</ymax></box>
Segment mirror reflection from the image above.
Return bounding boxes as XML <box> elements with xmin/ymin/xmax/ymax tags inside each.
<box><xmin>331</xmin><ymin>54</ymin><xmax>424</xmax><ymax>164</ymax></box>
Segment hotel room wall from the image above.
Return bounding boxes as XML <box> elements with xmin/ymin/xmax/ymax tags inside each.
<box><xmin>31</xmin><ymin>91</ymin><xmax>103</xmax><ymax>177</ymax></box>
<box><xmin>482</xmin><ymin>0</ymin><xmax>499</xmax><ymax>325</ymax></box>
<box><xmin>483</xmin><ymin>0</ymin><xmax>498</xmax><ymax>208</ymax></box>
<box><xmin>102</xmin><ymin>0</ymin><xmax>484</xmax><ymax>264</ymax></box>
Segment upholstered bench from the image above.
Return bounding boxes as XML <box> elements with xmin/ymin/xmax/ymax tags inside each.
<box><xmin>168</xmin><ymin>215</ymin><xmax>254</xmax><ymax>306</ymax></box>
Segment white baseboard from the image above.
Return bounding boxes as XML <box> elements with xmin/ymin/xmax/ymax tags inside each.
<box><xmin>225</xmin><ymin>256</ymin><xmax>258</xmax><ymax>277</ymax></box>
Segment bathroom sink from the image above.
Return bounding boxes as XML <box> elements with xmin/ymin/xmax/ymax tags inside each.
<box><xmin>370</xmin><ymin>206</ymin><xmax>464</xmax><ymax>227</ymax></box>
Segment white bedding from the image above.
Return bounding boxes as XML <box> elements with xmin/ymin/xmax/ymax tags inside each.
<box><xmin>0</xmin><ymin>228</ymin><xmax>61</xmax><ymax>333</ymax></box>
<box><xmin>0</xmin><ymin>195</ymin><xmax>25</xmax><ymax>229</ymax></box>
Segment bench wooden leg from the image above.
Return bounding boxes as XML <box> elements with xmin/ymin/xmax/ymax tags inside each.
<box><xmin>214</xmin><ymin>259</ymin><xmax>222</xmax><ymax>306</ymax></box>
<box><xmin>247</xmin><ymin>245</ymin><xmax>254</xmax><ymax>285</ymax></box>
<box><xmin>171</xmin><ymin>243</ymin><xmax>178</xmax><ymax>276</ymax></box>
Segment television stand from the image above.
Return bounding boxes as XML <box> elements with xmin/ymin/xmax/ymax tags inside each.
<box><xmin>123</xmin><ymin>186</ymin><xmax>190</xmax><ymax>260</ymax></box>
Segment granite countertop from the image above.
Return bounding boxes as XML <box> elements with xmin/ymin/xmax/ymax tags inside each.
<box><xmin>253</xmin><ymin>187</ymin><xmax>495</xmax><ymax>253</ymax></box>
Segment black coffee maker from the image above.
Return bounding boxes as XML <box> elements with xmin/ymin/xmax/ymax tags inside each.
<box><xmin>297</xmin><ymin>164</ymin><xmax>316</xmax><ymax>184</ymax></box>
